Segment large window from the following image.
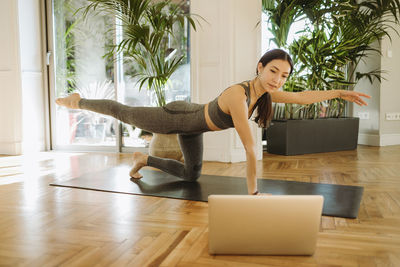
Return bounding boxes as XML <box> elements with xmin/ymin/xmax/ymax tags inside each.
<box><xmin>49</xmin><ymin>0</ymin><xmax>191</xmax><ymax>151</ymax></box>
<box><xmin>261</xmin><ymin>11</ymin><xmax>306</xmax><ymax>53</ymax></box>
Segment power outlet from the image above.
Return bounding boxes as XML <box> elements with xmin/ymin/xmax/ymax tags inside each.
<box><xmin>386</xmin><ymin>113</ymin><xmax>400</xmax><ymax>120</ymax></box>
<box><xmin>358</xmin><ymin>112</ymin><xmax>370</xmax><ymax>120</ymax></box>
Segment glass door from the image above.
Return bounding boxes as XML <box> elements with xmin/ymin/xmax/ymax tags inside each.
<box><xmin>49</xmin><ymin>0</ymin><xmax>116</xmax><ymax>150</ymax></box>
<box><xmin>47</xmin><ymin>0</ymin><xmax>191</xmax><ymax>151</ymax></box>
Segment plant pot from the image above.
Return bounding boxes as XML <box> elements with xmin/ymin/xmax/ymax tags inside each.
<box><xmin>149</xmin><ymin>133</ymin><xmax>184</xmax><ymax>162</ymax></box>
<box><xmin>265</xmin><ymin>117</ymin><xmax>360</xmax><ymax>155</ymax></box>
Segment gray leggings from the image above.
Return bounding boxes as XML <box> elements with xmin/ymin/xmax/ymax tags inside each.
<box><xmin>79</xmin><ymin>99</ymin><xmax>210</xmax><ymax>181</ymax></box>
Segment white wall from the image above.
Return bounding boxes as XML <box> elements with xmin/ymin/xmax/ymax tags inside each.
<box><xmin>191</xmin><ymin>0</ymin><xmax>263</xmax><ymax>162</ymax></box>
<box><xmin>355</xmin><ymin>30</ymin><xmax>400</xmax><ymax>146</ymax></box>
<box><xmin>380</xmin><ymin>31</ymin><xmax>400</xmax><ymax>145</ymax></box>
<box><xmin>0</xmin><ymin>0</ymin><xmax>23</xmax><ymax>155</ymax></box>
<box><xmin>0</xmin><ymin>0</ymin><xmax>46</xmax><ymax>155</ymax></box>
<box><xmin>18</xmin><ymin>0</ymin><xmax>47</xmax><ymax>153</ymax></box>
<box><xmin>353</xmin><ymin>41</ymin><xmax>380</xmax><ymax>132</ymax></box>
<box><xmin>353</xmin><ymin>41</ymin><xmax>381</xmax><ymax>145</ymax></box>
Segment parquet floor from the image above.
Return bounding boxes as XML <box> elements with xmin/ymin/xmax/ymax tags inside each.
<box><xmin>0</xmin><ymin>145</ymin><xmax>399</xmax><ymax>266</ymax></box>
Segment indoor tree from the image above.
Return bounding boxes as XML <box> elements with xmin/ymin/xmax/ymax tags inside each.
<box><xmin>81</xmin><ymin>0</ymin><xmax>198</xmax><ymax>107</ymax></box>
<box><xmin>262</xmin><ymin>0</ymin><xmax>400</xmax><ymax>120</ymax></box>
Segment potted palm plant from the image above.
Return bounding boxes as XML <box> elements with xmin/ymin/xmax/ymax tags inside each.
<box><xmin>82</xmin><ymin>0</ymin><xmax>198</xmax><ymax>159</ymax></box>
<box><xmin>262</xmin><ymin>0</ymin><xmax>400</xmax><ymax>155</ymax></box>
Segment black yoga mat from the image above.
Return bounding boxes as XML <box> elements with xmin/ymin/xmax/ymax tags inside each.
<box><xmin>50</xmin><ymin>166</ymin><xmax>363</xmax><ymax>218</ymax></box>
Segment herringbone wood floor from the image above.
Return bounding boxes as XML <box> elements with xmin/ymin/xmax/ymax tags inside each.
<box><xmin>0</xmin><ymin>145</ymin><xmax>399</xmax><ymax>266</ymax></box>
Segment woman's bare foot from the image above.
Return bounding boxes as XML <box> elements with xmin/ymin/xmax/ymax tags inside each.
<box><xmin>55</xmin><ymin>93</ymin><xmax>81</xmax><ymax>109</ymax></box>
<box><xmin>129</xmin><ymin>152</ymin><xmax>148</xmax><ymax>179</ymax></box>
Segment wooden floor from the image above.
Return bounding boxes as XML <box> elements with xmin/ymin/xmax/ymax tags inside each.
<box><xmin>0</xmin><ymin>145</ymin><xmax>400</xmax><ymax>266</ymax></box>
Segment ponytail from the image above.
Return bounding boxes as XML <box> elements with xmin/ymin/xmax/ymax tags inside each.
<box><xmin>252</xmin><ymin>92</ymin><xmax>273</xmax><ymax>128</ymax></box>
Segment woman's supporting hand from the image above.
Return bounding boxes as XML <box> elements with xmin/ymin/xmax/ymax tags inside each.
<box><xmin>254</xmin><ymin>192</ymin><xmax>272</xmax><ymax>196</ymax></box>
<box><xmin>339</xmin><ymin>90</ymin><xmax>371</xmax><ymax>106</ymax></box>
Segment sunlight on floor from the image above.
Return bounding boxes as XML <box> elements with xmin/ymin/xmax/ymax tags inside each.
<box><xmin>0</xmin><ymin>152</ymin><xmax>86</xmax><ymax>186</ymax></box>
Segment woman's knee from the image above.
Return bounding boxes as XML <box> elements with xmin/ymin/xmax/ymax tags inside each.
<box><xmin>183</xmin><ymin>163</ymin><xmax>202</xmax><ymax>181</ymax></box>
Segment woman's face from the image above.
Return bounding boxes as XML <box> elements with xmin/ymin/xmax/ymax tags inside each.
<box><xmin>257</xmin><ymin>59</ymin><xmax>291</xmax><ymax>92</ymax></box>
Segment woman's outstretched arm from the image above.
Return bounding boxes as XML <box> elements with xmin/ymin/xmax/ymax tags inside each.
<box><xmin>271</xmin><ymin>90</ymin><xmax>371</xmax><ymax>106</ymax></box>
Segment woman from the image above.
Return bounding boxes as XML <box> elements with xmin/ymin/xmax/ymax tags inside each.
<box><xmin>56</xmin><ymin>49</ymin><xmax>370</xmax><ymax>195</ymax></box>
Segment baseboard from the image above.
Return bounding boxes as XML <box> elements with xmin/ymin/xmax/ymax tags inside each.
<box><xmin>229</xmin><ymin>150</ymin><xmax>247</xmax><ymax>163</ymax></box>
<box><xmin>203</xmin><ymin>147</ymin><xmax>232</xmax><ymax>162</ymax></box>
<box><xmin>358</xmin><ymin>134</ymin><xmax>380</xmax><ymax>146</ymax></box>
<box><xmin>380</xmin><ymin>134</ymin><xmax>400</xmax><ymax>146</ymax></box>
<box><xmin>358</xmin><ymin>133</ymin><xmax>400</xmax><ymax>146</ymax></box>
<box><xmin>22</xmin><ymin>140</ymin><xmax>46</xmax><ymax>153</ymax></box>
<box><xmin>0</xmin><ymin>141</ymin><xmax>22</xmax><ymax>155</ymax></box>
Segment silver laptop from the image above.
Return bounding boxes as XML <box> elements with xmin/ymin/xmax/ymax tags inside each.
<box><xmin>208</xmin><ymin>195</ymin><xmax>324</xmax><ymax>255</ymax></box>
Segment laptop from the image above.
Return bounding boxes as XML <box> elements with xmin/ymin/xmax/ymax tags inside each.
<box><xmin>208</xmin><ymin>195</ymin><xmax>324</xmax><ymax>255</ymax></box>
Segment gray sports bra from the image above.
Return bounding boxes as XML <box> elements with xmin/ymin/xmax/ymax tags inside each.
<box><xmin>208</xmin><ymin>81</ymin><xmax>252</xmax><ymax>129</ymax></box>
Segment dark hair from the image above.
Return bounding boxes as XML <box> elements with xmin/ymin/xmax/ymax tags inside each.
<box><xmin>252</xmin><ymin>49</ymin><xmax>293</xmax><ymax>128</ymax></box>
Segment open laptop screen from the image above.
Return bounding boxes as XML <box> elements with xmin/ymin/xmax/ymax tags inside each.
<box><xmin>208</xmin><ymin>195</ymin><xmax>324</xmax><ymax>255</ymax></box>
